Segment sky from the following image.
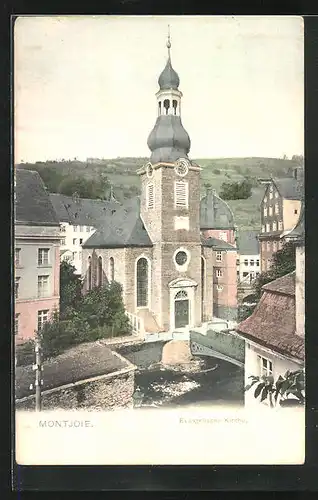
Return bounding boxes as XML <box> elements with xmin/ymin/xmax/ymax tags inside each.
<box><xmin>14</xmin><ymin>15</ymin><xmax>304</xmax><ymax>163</ymax></box>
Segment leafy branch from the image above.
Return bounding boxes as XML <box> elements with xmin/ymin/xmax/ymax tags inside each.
<box><xmin>245</xmin><ymin>369</ymin><xmax>305</xmax><ymax>408</ymax></box>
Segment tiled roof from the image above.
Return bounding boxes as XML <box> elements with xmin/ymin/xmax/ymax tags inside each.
<box><xmin>236</xmin><ymin>230</ymin><xmax>260</xmax><ymax>255</ymax></box>
<box><xmin>237</xmin><ymin>272</ymin><xmax>304</xmax><ymax>360</ymax></box>
<box><xmin>83</xmin><ymin>196</ymin><xmax>153</xmax><ymax>249</ymax></box>
<box><xmin>274</xmin><ymin>177</ymin><xmax>303</xmax><ymax>200</ymax></box>
<box><xmin>15</xmin><ymin>340</ymin><xmax>135</xmax><ymax>400</ymax></box>
<box><xmin>201</xmin><ymin>235</ymin><xmax>236</xmax><ymax>251</ymax></box>
<box><xmin>262</xmin><ymin>271</ymin><xmax>295</xmax><ymax>295</ymax></box>
<box><xmin>49</xmin><ymin>193</ymin><xmax>119</xmax><ymax>227</ymax></box>
<box><xmin>15</xmin><ymin>169</ymin><xmax>60</xmax><ymax>226</ymax></box>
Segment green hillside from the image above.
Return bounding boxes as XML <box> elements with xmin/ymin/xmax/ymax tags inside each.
<box><xmin>17</xmin><ymin>156</ymin><xmax>300</xmax><ymax>231</ymax></box>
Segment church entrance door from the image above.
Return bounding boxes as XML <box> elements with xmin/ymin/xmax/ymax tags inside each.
<box><xmin>174</xmin><ymin>290</ymin><xmax>189</xmax><ymax>329</ymax></box>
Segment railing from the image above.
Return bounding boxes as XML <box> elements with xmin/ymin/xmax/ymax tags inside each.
<box><xmin>125</xmin><ymin>311</ymin><xmax>145</xmax><ymax>338</ymax></box>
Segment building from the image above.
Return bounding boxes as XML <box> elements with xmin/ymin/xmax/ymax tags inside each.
<box><xmin>236</xmin><ymin>230</ymin><xmax>260</xmax><ymax>284</ymax></box>
<box><xmin>81</xmin><ymin>36</ymin><xmax>238</xmax><ymax>335</ymax></box>
<box><xmin>49</xmin><ymin>192</ymin><xmax>119</xmax><ymax>274</ymax></box>
<box><xmin>236</xmin><ymin>204</ymin><xmax>305</xmax><ymax>407</ymax></box>
<box><xmin>258</xmin><ymin>170</ymin><xmax>303</xmax><ymax>273</ymax></box>
<box><xmin>15</xmin><ymin>169</ymin><xmax>61</xmax><ymax>344</ymax></box>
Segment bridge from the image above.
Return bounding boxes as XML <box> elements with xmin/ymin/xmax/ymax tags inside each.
<box><xmin>125</xmin><ymin>312</ymin><xmax>245</xmax><ymax>369</ymax></box>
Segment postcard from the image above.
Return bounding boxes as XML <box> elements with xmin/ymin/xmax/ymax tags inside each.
<box><xmin>14</xmin><ymin>15</ymin><xmax>305</xmax><ymax>467</ymax></box>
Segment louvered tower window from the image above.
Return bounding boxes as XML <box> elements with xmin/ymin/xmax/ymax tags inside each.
<box><xmin>174</xmin><ymin>181</ymin><xmax>188</xmax><ymax>208</ymax></box>
<box><xmin>147</xmin><ymin>184</ymin><xmax>154</xmax><ymax>209</ymax></box>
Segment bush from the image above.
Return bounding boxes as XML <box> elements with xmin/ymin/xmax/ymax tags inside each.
<box><xmin>220</xmin><ymin>179</ymin><xmax>252</xmax><ymax>200</ymax></box>
<box><xmin>213</xmin><ymin>168</ymin><xmax>221</xmax><ymax>175</ymax></box>
<box><xmin>16</xmin><ymin>340</ymin><xmax>35</xmax><ymax>366</ymax></box>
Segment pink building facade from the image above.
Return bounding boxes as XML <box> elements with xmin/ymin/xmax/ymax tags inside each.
<box><xmin>15</xmin><ymin>170</ymin><xmax>61</xmax><ymax>344</ymax></box>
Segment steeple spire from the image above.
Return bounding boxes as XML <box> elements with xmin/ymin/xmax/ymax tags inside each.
<box><xmin>167</xmin><ymin>24</ymin><xmax>171</xmax><ymax>60</ymax></box>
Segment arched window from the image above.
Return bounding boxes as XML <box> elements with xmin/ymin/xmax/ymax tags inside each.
<box><xmin>158</xmin><ymin>101</ymin><xmax>162</xmax><ymax>115</ymax></box>
<box><xmin>97</xmin><ymin>256</ymin><xmax>103</xmax><ymax>287</ymax></box>
<box><xmin>88</xmin><ymin>256</ymin><xmax>92</xmax><ymax>290</ymax></box>
<box><xmin>172</xmin><ymin>100</ymin><xmax>177</xmax><ymax>115</ymax></box>
<box><xmin>163</xmin><ymin>99</ymin><xmax>170</xmax><ymax>115</ymax></box>
<box><xmin>109</xmin><ymin>257</ymin><xmax>114</xmax><ymax>282</ymax></box>
<box><xmin>175</xmin><ymin>290</ymin><xmax>188</xmax><ymax>300</ymax></box>
<box><xmin>136</xmin><ymin>257</ymin><xmax>149</xmax><ymax>307</ymax></box>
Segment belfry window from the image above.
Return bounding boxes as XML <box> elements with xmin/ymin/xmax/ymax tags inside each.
<box><xmin>136</xmin><ymin>257</ymin><xmax>149</xmax><ymax>307</ymax></box>
<box><xmin>163</xmin><ymin>99</ymin><xmax>170</xmax><ymax>115</ymax></box>
<box><xmin>172</xmin><ymin>100</ymin><xmax>178</xmax><ymax>115</ymax></box>
<box><xmin>174</xmin><ymin>181</ymin><xmax>188</xmax><ymax>208</ymax></box>
<box><xmin>158</xmin><ymin>101</ymin><xmax>162</xmax><ymax>115</ymax></box>
<box><xmin>147</xmin><ymin>183</ymin><xmax>154</xmax><ymax>209</ymax></box>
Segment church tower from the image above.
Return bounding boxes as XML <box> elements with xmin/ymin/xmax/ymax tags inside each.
<box><xmin>137</xmin><ymin>28</ymin><xmax>202</xmax><ymax>332</ymax></box>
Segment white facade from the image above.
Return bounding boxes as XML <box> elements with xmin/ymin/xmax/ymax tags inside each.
<box><xmin>295</xmin><ymin>245</ymin><xmax>305</xmax><ymax>337</ymax></box>
<box><xmin>237</xmin><ymin>253</ymin><xmax>260</xmax><ymax>283</ymax></box>
<box><xmin>59</xmin><ymin>222</ymin><xmax>96</xmax><ymax>274</ymax></box>
<box><xmin>243</xmin><ymin>340</ymin><xmax>303</xmax><ymax>407</ymax></box>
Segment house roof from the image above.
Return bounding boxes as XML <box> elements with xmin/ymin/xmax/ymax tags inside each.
<box><xmin>236</xmin><ymin>230</ymin><xmax>260</xmax><ymax>255</ymax></box>
<box><xmin>273</xmin><ymin>177</ymin><xmax>303</xmax><ymax>200</ymax></box>
<box><xmin>200</xmin><ymin>189</ymin><xmax>235</xmax><ymax>230</ymax></box>
<box><xmin>262</xmin><ymin>271</ymin><xmax>295</xmax><ymax>295</ymax></box>
<box><xmin>237</xmin><ymin>271</ymin><xmax>304</xmax><ymax>361</ymax></box>
<box><xmin>49</xmin><ymin>193</ymin><xmax>119</xmax><ymax>227</ymax></box>
<box><xmin>15</xmin><ymin>169</ymin><xmax>60</xmax><ymax>226</ymax></box>
<box><xmin>201</xmin><ymin>235</ymin><xmax>236</xmax><ymax>251</ymax></box>
<box><xmin>15</xmin><ymin>340</ymin><xmax>135</xmax><ymax>400</ymax></box>
<box><xmin>83</xmin><ymin>196</ymin><xmax>153</xmax><ymax>249</ymax></box>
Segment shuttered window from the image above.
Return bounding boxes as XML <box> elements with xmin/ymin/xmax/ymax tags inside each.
<box><xmin>174</xmin><ymin>181</ymin><xmax>188</xmax><ymax>208</ymax></box>
<box><xmin>147</xmin><ymin>184</ymin><xmax>154</xmax><ymax>209</ymax></box>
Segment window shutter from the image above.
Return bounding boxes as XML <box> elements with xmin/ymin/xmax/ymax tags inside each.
<box><xmin>147</xmin><ymin>184</ymin><xmax>154</xmax><ymax>209</ymax></box>
<box><xmin>175</xmin><ymin>181</ymin><xmax>188</xmax><ymax>208</ymax></box>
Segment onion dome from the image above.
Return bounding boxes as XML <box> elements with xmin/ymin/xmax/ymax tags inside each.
<box><xmin>158</xmin><ymin>58</ymin><xmax>180</xmax><ymax>90</ymax></box>
<box><xmin>200</xmin><ymin>188</ymin><xmax>235</xmax><ymax>230</ymax></box>
<box><xmin>147</xmin><ymin>115</ymin><xmax>191</xmax><ymax>164</ymax></box>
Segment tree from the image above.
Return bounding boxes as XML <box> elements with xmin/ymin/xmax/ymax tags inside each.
<box><xmin>240</xmin><ymin>241</ymin><xmax>296</xmax><ymax>320</ymax></box>
<box><xmin>219</xmin><ymin>179</ymin><xmax>252</xmax><ymax>200</ymax></box>
<box><xmin>80</xmin><ymin>281</ymin><xmax>130</xmax><ymax>335</ymax></box>
<box><xmin>58</xmin><ymin>175</ymin><xmax>109</xmax><ymax>199</ymax></box>
<box><xmin>59</xmin><ymin>260</ymin><xmax>83</xmax><ymax>319</ymax></box>
<box><xmin>245</xmin><ymin>369</ymin><xmax>305</xmax><ymax>408</ymax></box>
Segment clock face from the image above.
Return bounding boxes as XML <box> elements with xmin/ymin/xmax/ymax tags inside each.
<box><xmin>175</xmin><ymin>158</ymin><xmax>189</xmax><ymax>177</ymax></box>
<box><xmin>146</xmin><ymin>163</ymin><xmax>154</xmax><ymax>178</ymax></box>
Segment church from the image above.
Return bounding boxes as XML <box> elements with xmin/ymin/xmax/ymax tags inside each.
<box><xmin>82</xmin><ymin>34</ymin><xmax>238</xmax><ymax>335</ymax></box>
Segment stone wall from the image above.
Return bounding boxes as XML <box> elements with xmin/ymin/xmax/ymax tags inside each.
<box><xmin>15</xmin><ymin>369</ymin><xmax>135</xmax><ymax>411</ymax></box>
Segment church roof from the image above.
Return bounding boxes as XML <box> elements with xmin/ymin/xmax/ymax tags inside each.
<box><xmin>201</xmin><ymin>235</ymin><xmax>236</xmax><ymax>251</ymax></box>
<box><xmin>200</xmin><ymin>189</ymin><xmax>235</xmax><ymax>230</ymax></box>
<box><xmin>147</xmin><ymin>115</ymin><xmax>191</xmax><ymax>164</ymax></box>
<box><xmin>236</xmin><ymin>230</ymin><xmax>260</xmax><ymax>255</ymax></box>
<box><xmin>82</xmin><ymin>196</ymin><xmax>153</xmax><ymax>249</ymax></box>
<box><xmin>49</xmin><ymin>193</ymin><xmax>119</xmax><ymax>227</ymax></box>
<box><xmin>158</xmin><ymin>57</ymin><xmax>180</xmax><ymax>90</ymax></box>
<box><xmin>15</xmin><ymin>169</ymin><xmax>60</xmax><ymax>226</ymax></box>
